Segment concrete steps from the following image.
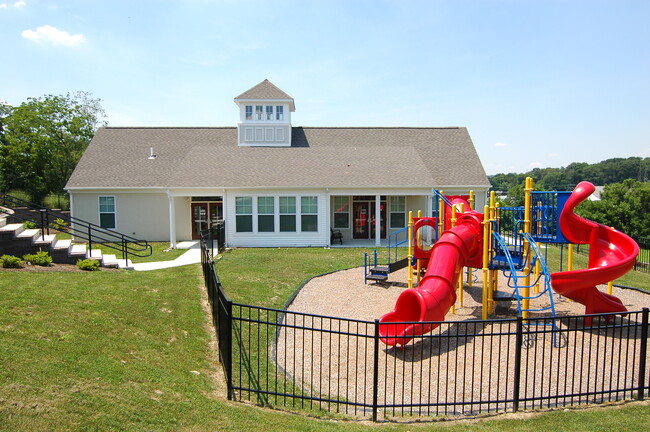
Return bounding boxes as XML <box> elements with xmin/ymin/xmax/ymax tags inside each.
<box><xmin>0</xmin><ymin>215</ymin><xmax>133</xmax><ymax>270</ymax></box>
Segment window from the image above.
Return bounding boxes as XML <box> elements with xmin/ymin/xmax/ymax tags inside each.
<box><xmin>276</xmin><ymin>106</ymin><xmax>284</xmax><ymax>120</ymax></box>
<box><xmin>255</xmin><ymin>105</ymin><xmax>263</xmax><ymax>120</ymax></box>
<box><xmin>301</xmin><ymin>196</ymin><xmax>318</xmax><ymax>232</ymax></box>
<box><xmin>266</xmin><ymin>106</ymin><xmax>273</xmax><ymax>120</ymax></box>
<box><xmin>390</xmin><ymin>196</ymin><xmax>406</xmax><ymax>228</ymax></box>
<box><xmin>235</xmin><ymin>197</ymin><xmax>253</xmax><ymax>232</ymax></box>
<box><xmin>279</xmin><ymin>196</ymin><xmax>296</xmax><ymax>232</ymax></box>
<box><xmin>245</xmin><ymin>105</ymin><xmax>252</xmax><ymax>120</ymax></box>
<box><xmin>257</xmin><ymin>196</ymin><xmax>275</xmax><ymax>232</ymax></box>
<box><xmin>333</xmin><ymin>196</ymin><xmax>350</xmax><ymax>229</ymax></box>
<box><xmin>99</xmin><ymin>196</ymin><xmax>116</xmax><ymax>229</ymax></box>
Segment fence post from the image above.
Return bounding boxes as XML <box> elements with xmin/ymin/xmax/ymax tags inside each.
<box><xmin>372</xmin><ymin>319</ymin><xmax>380</xmax><ymax>422</ymax></box>
<box><xmin>224</xmin><ymin>299</ymin><xmax>234</xmax><ymax>401</ymax></box>
<box><xmin>513</xmin><ymin>316</ymin><xmax>523</xmax><ymax>412</ymax></box>
<box><xmin>638</xmin><ymin>308</ymin><xmax>649</xmax><ymax>401</ymax></box>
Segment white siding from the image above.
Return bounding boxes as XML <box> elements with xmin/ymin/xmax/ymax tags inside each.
<box><xmin>225</xmin><ymin>190</ymin><xmax>328</xmax><ymax>247</ymax></box>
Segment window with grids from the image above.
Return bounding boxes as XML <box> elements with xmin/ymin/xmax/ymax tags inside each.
<box><xmin>255</xmin><ymin>105</ymin><xmax>263</xmax><ymax>120</ymax></box>
<box><xmin>257</xmin><ymin>196</ymin><xmax>275</xmax><ymax>232</ymax></box>
<box><xmin>333</xmin><ymin>196</ymin><xmax>350</xmax><ymax>229</ymax></box>
<box><xmin>301</xmin><ymin>196</ymin><xmax>318</xmax><ymax>232</ymax></box>
<box><xmin>279</xmin><ymin>197</ymin><xmax>296</xmax><ymax>232</ymax></box>
<box><xmin>99</xmin><ymin>196</ymin><xmax>116</xmax><ymax>229</ymax></box>
<box><xmin>235</xmin><ymin>197</ymin><xmax>253</xmax><ymax>232</ymax></box>
<box><xmin>276</xmin><ymin>106</ymin><xmax>284</xmax><ymax>120</ymax></box>
<box><xmin>265</xmin><ymin>106</ymin><xmax>273</xmax><ymax>120</ymax></box>
<box><xmin>245</xmin><ymin>105</ymin><xmax>252</xmax><ymax>120</ymax></box>
<box><xmin>390</xmin><ymin>196</ymin><xmax>406</xmax><ymax>228</ymax></box>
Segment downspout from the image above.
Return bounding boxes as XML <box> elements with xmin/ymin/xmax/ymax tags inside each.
<box><xmin>167</xmin><ymin>189</ymin><xmax>177</xmax><ymax>249</ymax></box>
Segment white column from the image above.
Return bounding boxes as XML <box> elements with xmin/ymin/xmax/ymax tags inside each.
<box><xmin>167</xmin><ymin>190</ymin><xmax>177</xmax><ymax>249</ymax></box>
<box><xmin>375</xmin><ymin>194</ymin><xmax>381</xmax><ymax>246</ymax></box>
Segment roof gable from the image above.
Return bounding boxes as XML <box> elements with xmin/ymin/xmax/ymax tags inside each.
<box><xmin>234</xmin><ymin>79</ymin><xmax>295</xmax><ymax>111</ymax></box>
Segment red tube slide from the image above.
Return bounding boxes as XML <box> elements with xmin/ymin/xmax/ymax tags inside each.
<box><xmin>378</xmin><ymin>211</ymin><xmax>483</xmax><ymax>346</ymax></box>
<box><xmin>550</xmin><ymin>181</ymin><xmax>639</xmax><ymax>323</ymax></box>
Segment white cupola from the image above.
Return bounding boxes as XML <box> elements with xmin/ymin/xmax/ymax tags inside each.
<box><xmin>234</xmin><ymin>79</ymin><xmax>295</xmax><ymax>147</ymax></box>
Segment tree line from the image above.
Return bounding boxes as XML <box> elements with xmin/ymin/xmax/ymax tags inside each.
<box><xmin>489</xmin><ymin>158</ymin><xmax>649</xmax><ymax>239</ymax></box>
<box><xmin>489</xmin><ymin>157</ymin><xmax>649</xmax><ymax>193</ymax></box>
<box><xmin>0</xmin><ymin>92</ymin><xmax>107</xmax><ymax>204</ymax></box>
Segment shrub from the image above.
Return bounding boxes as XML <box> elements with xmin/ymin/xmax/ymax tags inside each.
<box><xmin>23</xmin><ymin>251</ymin><xmax>52</xmax><ymax>266</ymax></box>
<box><xmin>50</xmin><ymin>218</ymin><xmax>69</xmax><ymax>232</ymax></box>
<box><xmin>77</xmin><ymin>258</ymin><xmax>100</xmax><ymax>271</ymax></box>
<box><xmin>23</xmin><ymin>221</ymin><xmax>37</xmax><ymax>229</ymax></box>
<box><xmin>1</xmin><ymin>255</ymin><xmax>24</xmax><ymax>268</ymax></box>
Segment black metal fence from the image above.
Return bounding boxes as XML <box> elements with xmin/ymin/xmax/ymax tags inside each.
<box><xmin>200</xmin><ymin>236</ymin><xmax>650</xmax><ymax>421</ymax></box>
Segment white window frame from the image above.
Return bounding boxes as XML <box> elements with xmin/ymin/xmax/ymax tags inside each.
<box><xmin>333</xmin><ymin>196</ymin><xmax>350</xmax><ymax>229</ymax></box>
<box><xmin>279</xmin><ymin>196</ymin><xmax>296</xmax><ymax>232</ymax></box>
<box><xmin>300</xmin><ymin>196</ymin><xmax>318</xmax><ymax>232</ymax></box>
<box><xmin>255</xmin><ymin>105</ymin><xmax>263</xmax><ymax>120</ymax></box>
<box><xmin>98</xmin><ymin>196</ymin><xmax>116</xmax><ymax>229</ymax></box>
<box><xmin>276</xmin><ymin>105</ymin><xmax>284</xmax><ymax>121</ymax></box>
<box><xmin>257</xmin><ymin>196</ymin><xmax>275</xmax><ymax>233</ymax></box>
<box><xmin>235</xmin><ymin>196</ymin><xmax>253</xmax><ymax>232</ymax></box>
<box><xmin>245</xmin><ymin>105</ymin><xmax>253</xmax><ymax>120</ymax></box>
<box><xmin>389</xmin><ymin>196</ymin><xmax>406</xmax><ymax>228</ymax></box>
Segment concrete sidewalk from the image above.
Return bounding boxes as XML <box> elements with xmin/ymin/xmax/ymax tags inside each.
<box><xmin>132</xmin><ymin>241</ymin><xmax>215</xmax><ymax>271</ymax></box>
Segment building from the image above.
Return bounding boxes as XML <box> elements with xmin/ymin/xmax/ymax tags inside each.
<box><xmin>66</xmin><ymin>80</ymin><xmax>491</xmax><ymax>248</ymax></box>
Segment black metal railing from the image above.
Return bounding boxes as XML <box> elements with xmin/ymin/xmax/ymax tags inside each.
<box><xmin>199</xmin><ymin>237</ymin><xmax>650</xmax><ymax>421</ymax></box>
<box><xmin>0</xmin><ymin>192</ymin><xmax>152</xmax><ymax>260</ymax></box>
<box><xmin>635</xmin><ymin>237</ymin><xmax>650</xmax><ymax>273</ymax></box>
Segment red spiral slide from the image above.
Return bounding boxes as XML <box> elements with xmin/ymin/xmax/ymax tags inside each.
<box><xmin>550</xmin><ymin>181</ymin><xmax>639</xmax><ymax>323</ymax></box>
<box><xmin>378</xmin><ymin>209</ymin><xmax>484</xmax><ymax>346</ymax></box>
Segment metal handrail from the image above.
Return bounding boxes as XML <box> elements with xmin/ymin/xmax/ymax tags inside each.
<box><xmin>0</xmin><ymin>192</ymin><xmax>152</xmax><ymax>259</ymax></box>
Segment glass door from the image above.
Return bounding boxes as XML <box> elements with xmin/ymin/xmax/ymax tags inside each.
<box><xmin>353</xmin><ymin>202</ymin><xmax>370</xmax><ymax>239</ymax></box>
<box><xmin>191</xmin><ymin>203</ymin><xmax>209</xmax><ymax>240</ymax></box>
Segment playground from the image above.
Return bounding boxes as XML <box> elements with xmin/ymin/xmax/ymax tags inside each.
<box><xmin>276</xmin><ymin>265</ymin><xmax>648</xmax><ymax>416</ymax></box>
<box><xmin>267</xmin><ymin>179</ymin><xmax>649</xmax><ymax>417</ymax></box>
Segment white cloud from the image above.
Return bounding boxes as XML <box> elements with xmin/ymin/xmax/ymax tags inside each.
<box><xmin>22</xmin><ymin>25</ymin><xmax>84</xmax><ymax>46</ymax></box>
<box><xmin>528</xmin><ymin>162</ymin><xmax>545</xmax><ymax>170</ymax></box>
<box><xmin>0</xmin><ymin>1</ymin><xmax>26</xmax><ymax>8</ymax></box>
<box><xmin>495</xmin><ymin>142</ymin><xmax>508</xmax><ymax>147</ymax></box>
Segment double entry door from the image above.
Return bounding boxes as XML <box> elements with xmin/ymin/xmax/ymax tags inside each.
<box><xmin>191</xmin><ymin>202</ymin><xmax>222</xmax><ymax>240</ymax></box>
<box><xmin>352</xmin><ymin>198</ymin><xmax>386</xmax><ymax>239</ymax></box>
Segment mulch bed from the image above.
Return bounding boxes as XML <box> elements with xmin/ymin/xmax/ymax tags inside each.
<box><xmin>0</xmin><ymin>263</ymin><xmax>120</xmax><ymax>272</ymax></box>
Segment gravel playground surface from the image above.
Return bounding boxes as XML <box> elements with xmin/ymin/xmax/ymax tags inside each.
<box><xmin>275</xmin><ymin>267</ymin><xmax>650</xmax><ymax>418</ymax></box>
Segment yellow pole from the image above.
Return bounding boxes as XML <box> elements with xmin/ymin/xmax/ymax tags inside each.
<box><xmin>450</xmin><ymin>205</ymin><xmax>457</xmax><ymax>314</ymax></box>
<box><xmin>482</xmin><ymin>205</ymin><xmax>490</xmax><ymax>320</ymax></box>
<box><xmin>467</xmin><ymin>192</ymin><xmax>475</xmax><ymax>289</ymax></box>
<box><xmin>408</xmin><ymin>211</ymin><xmax>413</xmax><ymax>289</ymax></box>
<box><xmin>608</xmin><ymin>281</ymin><xmax>613</xmax><ymax>295</ymax></box>
<box><xmin>438</xmin><ymin>191</ymin><xmax>444</xmax><ymax>238</ymax></box>
<box><xmin>522</xmin><ymin>177</ymin><xmax>533</xmax><ymax>319</ymax></box>
<box><xmin>457</xmin><ymin>203</ymin><xmax>465</xmax><ymax>307</ymax></box>
<box><xmin>568</xmin><ymin>244</ymin><xmax>574</xmax><ymax>271</ymax></box>
<box><xmin>416</xmin><ymin>210</ymin><xmax>422</xmax><ymax>284</ymax></box>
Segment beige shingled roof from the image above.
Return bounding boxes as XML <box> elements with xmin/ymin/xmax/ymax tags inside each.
<box><xmin>234</xmin><ymin>79</ymin><xmax>296</xmax><ymax>111</ymax></box>
<box><xmin>66</xmin><ymin>127</ymin><xmax>490</xmax><ymax>190</ymax></box>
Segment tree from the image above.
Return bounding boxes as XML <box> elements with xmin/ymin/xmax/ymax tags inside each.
<box><xmin>577</xmin><ymin>179</ymin><xmax>650</xmax><ymax>239</ymax></box>
<box><xmin>0</xmin><ymin>92</ymin><xmax>107</xmax><ymax>203</ymax></box>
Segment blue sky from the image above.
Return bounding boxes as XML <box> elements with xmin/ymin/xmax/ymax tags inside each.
<box><xmin>1</xmin><ymin>0</ymin><xmax>649</xmax><ymax>175</ymax></box>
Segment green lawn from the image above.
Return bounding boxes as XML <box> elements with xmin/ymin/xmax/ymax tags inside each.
<box><xmin>1</xmin><ymin>248</ymin><xmax>649</xmax><ymax>431</ymax></box>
